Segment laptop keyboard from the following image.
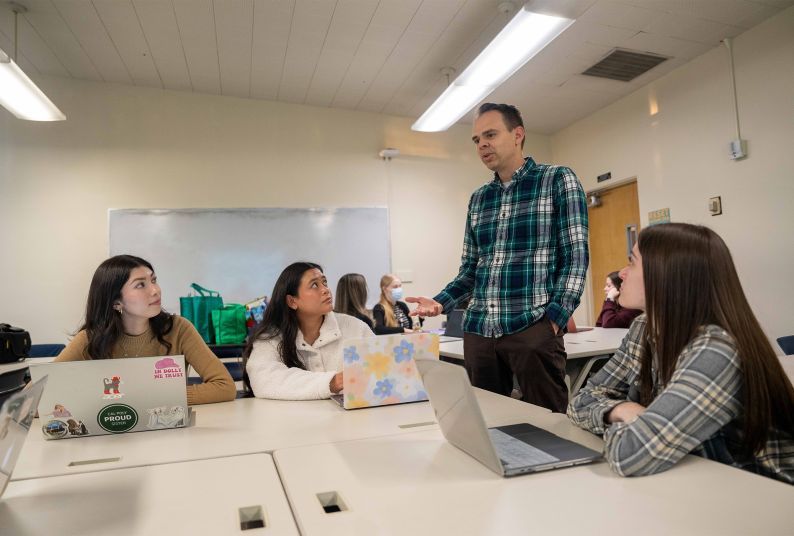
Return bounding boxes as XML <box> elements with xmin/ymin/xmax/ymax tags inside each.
<box><xmin>488</xmin><ymin>428</ymin><xmax>559</xmax><ymax>469</ymax></box>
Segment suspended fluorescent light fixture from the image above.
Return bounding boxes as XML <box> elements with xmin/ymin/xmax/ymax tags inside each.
<box><xmin>0</xmin><ymin>2</ymin><xmax>66</xmax><ymax>121</ymax></box>
<box><xmin>412</xmin><ymin>3</ymin><xmax>573</xmax><ymax>132</ymax></box>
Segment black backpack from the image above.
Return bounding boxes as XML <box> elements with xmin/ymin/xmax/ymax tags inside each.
<box><xmin>0</xmin><ymin>324</ymin><xmax>31</xmax><ymax>363</ymax></box>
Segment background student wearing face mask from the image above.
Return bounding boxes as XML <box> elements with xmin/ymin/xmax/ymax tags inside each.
<box><xmin>372</xmin><ymin>274</ymin><xmax>422</xmax><ymax>335</ymax></box>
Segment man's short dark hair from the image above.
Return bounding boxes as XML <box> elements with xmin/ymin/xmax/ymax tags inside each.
<box><xmin>476</xmin><ymin>103</ymin><xmax>525</xmax><ymax>148</ymax></box>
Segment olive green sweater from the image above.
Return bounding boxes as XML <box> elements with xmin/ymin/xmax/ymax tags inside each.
<box><xmin>56</xmin><ymin>316</ymin><xmax>236</xmax><ymax>405</ymax></box>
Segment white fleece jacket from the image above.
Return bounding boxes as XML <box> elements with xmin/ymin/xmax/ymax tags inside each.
<box><xmin>246</xmin><ymin>311</ymin><xmax>374</xmax><ymax>400</ymax></box>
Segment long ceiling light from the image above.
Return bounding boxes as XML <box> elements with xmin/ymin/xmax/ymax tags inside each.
<box><xmin>412</xmin><ymin>4</ymin><xmax>573</xmax><ymax>132</ymax></box>
<box><xmin>0</xmin><ymin>2</ymin><xmax>66</xmax><ymax>121</ymax></box>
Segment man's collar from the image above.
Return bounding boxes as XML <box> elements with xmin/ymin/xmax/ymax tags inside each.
<box><xmin>490</xmin><ymin>157</ymin><xmax>535</xmax><ymax>186</ymax></box>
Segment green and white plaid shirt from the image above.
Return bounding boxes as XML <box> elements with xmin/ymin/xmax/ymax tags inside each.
<box><xmin>568</xmin><ymin>315</ymin><xmax>794</xmax><ymax>485</ymax></box>
<box><xmin>434</xmin><ymin>157</ymin><xmax>589</xmax><ymax>337</ymax></box>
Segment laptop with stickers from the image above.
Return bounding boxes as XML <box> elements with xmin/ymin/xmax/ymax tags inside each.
<box><xmin>29</xmin><ymin>356</ymin><xmax>190</xmax><ymax>440</ymax></box>
<box><xmin>415</xmin><ymin>358</ymin><xmax>601</xmax><ymax>477</ymax></box>
<box><xmin>0</xmin><ymin>376</ymin><xmax>47</xmax><ymax>498</ymax></box>
<box><xmin>330</xmin><ymin>333</ymin><xmax>439</xmax><ymax>410</ymax></box>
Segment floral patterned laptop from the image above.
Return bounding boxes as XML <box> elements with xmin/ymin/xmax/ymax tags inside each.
<box><xmin>334</xmin><ymin>333</ymin><xmax>439</xmax><ymax>410</ymax></box>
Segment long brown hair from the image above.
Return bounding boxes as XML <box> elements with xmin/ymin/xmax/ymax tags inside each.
<box><xmin>80</xmin><ymin>255</ymin><xmax>173</xmax><ymax>359</ymax></box>
<box><xmin>637</xmin><ymin>223</ymin><xmax>794</xmax><ymax>456</ymax></box>
<box><xmin>334</xmin><ymin>273</ymin><xmax>371</xmax><ymax>320</ymax></box>
<box><xmin>378</xmin><ymin>274</ymin><xmax>398</xmax><ymax>327</ymax></box>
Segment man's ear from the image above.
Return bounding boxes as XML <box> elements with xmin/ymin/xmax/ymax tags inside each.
<box><xmin>514</xmin><ymin>125</ymin><xmax>525</xmax><ymax>147</ymax></box>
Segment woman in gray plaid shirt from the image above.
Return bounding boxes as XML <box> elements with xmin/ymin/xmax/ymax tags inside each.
<box><xmin>568</xmin><ymin>223</ymin><xmax>794</xmax><ymax>484</ymax></box>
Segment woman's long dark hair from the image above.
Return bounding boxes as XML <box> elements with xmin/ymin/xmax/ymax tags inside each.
<box><xmin>243</xmin><ymin>262</ymin><xmax>323</xmax><ymax>386</ymax></box>
<box><xmin>335</xmin><ymin>273</ymin><xmax>370</xmax><ymax>320</ymax></box>
<box><xmin>637</xmin><ymin>223</ymin><xmax>794</xmax><ymax>456</ymax></box>
<box><xmin>79</xmin><ymin>255</ymin><xmax>173</xmax><ymax>359</ymax></box>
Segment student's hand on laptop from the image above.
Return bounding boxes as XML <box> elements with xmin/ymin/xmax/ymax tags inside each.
<box><xmin>405</xmin><ymin>296</ymin><xmax>443</xmax><ymax>317</ymax></box>
<box><xmin>329</xmin><ymin>372</ymin><xmax>344</xmax><ymax>394</ymax></box>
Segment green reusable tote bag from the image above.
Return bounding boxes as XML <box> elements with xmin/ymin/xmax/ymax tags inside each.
<box><xmin>180</xmin><ymin>283</ymin><xmax>224</xmax><ymax>343</ymax></box>
<box><xmin>211</xmin><ymin>304</ymin><xmax>247</xmax><ymax>345</ymax></box>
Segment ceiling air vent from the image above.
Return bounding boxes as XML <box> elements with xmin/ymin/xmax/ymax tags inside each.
<box><xmin>582</xmin><ymin>48</ymin><xmax>669</xmax><ymax>82</ymax></box>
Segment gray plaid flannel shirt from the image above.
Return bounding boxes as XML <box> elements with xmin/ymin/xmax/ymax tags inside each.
<box><xmin>568</xmin><ymin>315</ymin><xmax>794</xmax><ymax>485</ymax></box>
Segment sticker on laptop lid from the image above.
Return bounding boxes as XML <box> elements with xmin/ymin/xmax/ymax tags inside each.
<box><xmin>146</xmin><ymin>405</ymin><xmax>186</xmax><ymax>429</ymax></box>
<box><xmin>66</xmin><ymin>418</ymin><xmax>89</xmax><ymax>436</ymax></box>
<box><xmin>42</xmin><ymin>419</ymin><xmax>68</xmax><ymax>439</ymax></box>
<box><xmin>97</xmin><ymin>404</ymin><xmax>138</xmax><ymax>433</ymax></box>
<box><xmin>153</xmin><ymin>357</ymin><xmax>184</xmax><ymax>380</ymax></box>
<box><xmin>44</xmin><ymin>403</ymin><xmax>73</xmax><ymax>419</ymax></box>
<box><xmin>101</xmin><ymin>376</ymin><xmax>124</xmax><ymax>399</ymax></box>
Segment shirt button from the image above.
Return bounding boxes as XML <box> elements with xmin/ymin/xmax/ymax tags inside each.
<box><xmin>489</xmin><ymin>303</ymin><xmax>495</xmax><ymax>308</ymax></box>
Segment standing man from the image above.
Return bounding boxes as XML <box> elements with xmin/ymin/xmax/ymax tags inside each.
<box><xmin>408</xmin><ymin>103</ymin><xmax>588</xmax><ymax>413</ymax></box>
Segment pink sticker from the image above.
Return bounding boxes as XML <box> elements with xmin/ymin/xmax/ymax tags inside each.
<box><xmin>154</xmin><ymin>358</ymin><xmax>184</xmax><ymax>380</ymax></box>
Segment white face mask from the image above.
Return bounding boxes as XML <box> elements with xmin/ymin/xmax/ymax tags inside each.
<box><xmin>390</xmin><ymin>287</ymin><xmax>404</xmax><ymax>302</ymax></box>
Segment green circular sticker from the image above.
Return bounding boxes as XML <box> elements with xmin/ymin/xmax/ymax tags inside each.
<box><xmin>97</xmin><ymin>404</ymin><xmax>138</xmax><ymax>433</ymax></box>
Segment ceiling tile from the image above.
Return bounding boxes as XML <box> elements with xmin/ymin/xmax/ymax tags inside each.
<box><xmin>173</xmin><ymin>0</ymin><xmax>221</xmax><ymax>95</ymax></box>
<box><xmin>577</xmin><ymin>0</ymin><xmax>666</xmax><ymax>30</ymax></box>
<box><xmin>132</xmin><ymin>0</ymin><xmax>191</xmax><ymax>91</ymax></box>
<box><xmin>621</xmin><ymin>30</ymin><xmax>712</xmax><ymax>59</ymax></box>
<box><xmin>645</xmin><ymin>13</ymin><xmax>741</xmax><ymax>45</ymax></box>
<box><xmin>52</xmin><ymin>0</ymin><xmax>132</xmax><ymax>84</ymax></box>
<box><xmin>357</xmin><ymin>1</ymin><xmax>463</xmax><ymax>112</ymax></box>
<box><xmin>23</xmin><ymin>0</ymin><xmax>102</xmax><ymax>80</ymax></box>
<box><xmin>250</xmin><ymin>0</ymin><xmax>293</xmax><ymax>100</ymax></box>
<box><xmin>331</xmin><ymin>0</ymin><xmax>423</xmax><ymax>109</ymax></box>
<box><xmin>278</xmin><ymin>0</ymin><xmax>337</xmax><ymax>102</ymax></box>
<box><xmin>214</xmin><ymin>0</ymin><xmax>254</xmax><ymax>98</ymax></box>
<box><xmin>93</xmin><ymin>0</ymin><xmax>162</xmax><ymax>88</ymax></box>
<box><xmin>304</xmin><ymin>0</ymin><xmax>381</xmax><ymax>107</ymax></box>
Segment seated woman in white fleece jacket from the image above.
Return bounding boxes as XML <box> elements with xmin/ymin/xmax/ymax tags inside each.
<box><xmin>243</xmin><ymin>261</ymin><xmax>374</xmax><ymax>400</ymax></box>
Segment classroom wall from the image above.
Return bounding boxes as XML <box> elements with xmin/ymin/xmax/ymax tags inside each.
<box><xmin>0</xmin><ymin>73</ymin><xmax>552</xmax><ymax>343</ymax></box>
<box><xmin>551</xmin><ymin>6</ymin><xmax>794</xmax><ymax>346</ymax></box>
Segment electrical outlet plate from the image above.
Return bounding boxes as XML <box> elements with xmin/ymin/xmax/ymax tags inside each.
<box><xmin>709</xmin><ymin>196</ymin><xmax>722</xmax><ymax>216</ymax></box>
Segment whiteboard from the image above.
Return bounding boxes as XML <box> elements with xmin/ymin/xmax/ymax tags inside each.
<box><xmin>109</xmin><ymin>208</ymin><xmax>391</xmax><ymax>313</ymax></box>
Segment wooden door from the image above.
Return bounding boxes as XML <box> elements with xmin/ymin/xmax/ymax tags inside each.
<box><xmin>588</xmin><ymin>181</ymin><xmax>640</xmax><ymax>321</ymax></box>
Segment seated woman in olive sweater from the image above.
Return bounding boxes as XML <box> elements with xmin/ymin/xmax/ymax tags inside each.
<box><xmin>56</xmin><ymin>255</ymin><xmax>236</xmax><ymax>405</ymax></box>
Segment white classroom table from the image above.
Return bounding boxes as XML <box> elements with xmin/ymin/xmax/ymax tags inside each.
<box><xmin>274</xmin><ymin>422</ymin><xmax>794</xmax><ymax>536</ymax></box>
<box><xmin>439</xmin><ymin>327</ymin><xmax>629</xmax><ymax>395</ymax></box>
<box><xmin>12</xmin><ymin>387</ymin><xmax>547</xmax><ymax>481</ymax></box>
<box><xmin>0</xmin><ymin>361</ymin><xmax>30</xmax><ymax>375</ymax></box>
<box><xmin>0</xmin><ymin>453</ymin><xmax>297</xmax><ymax>535</ymax></box>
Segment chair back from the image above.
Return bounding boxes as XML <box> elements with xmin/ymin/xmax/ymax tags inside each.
<box><xmin>29</xmin><ymin>344</ymin><xmax>66</xmax><ymax>358</ymax></box>
<box><xmin>777</xmin><ymin>336</ymin><xmax>794</xmax><ymax>356</ymax></box>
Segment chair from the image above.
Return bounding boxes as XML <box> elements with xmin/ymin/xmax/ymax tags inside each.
<box><xmin>188</xmin><ymin>361</ymin><xmax>244</xmax><ymax>384</ymax></box>
<box><xmin>0</xmin><ymin>367</ymin><xmax>28</xmax><ymax>406</ymax></box>
<box><xmin>29</xmin><ymin>344</ymin><xmax>66</xmax><ymax>358</ymax></box>
<box><xmin>777</xmin><ymin>336</ymin><xmax>794</xmax><ymax>356</ymax></box>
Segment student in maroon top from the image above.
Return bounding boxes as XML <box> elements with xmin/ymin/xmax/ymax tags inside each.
<box><xmin>595</xmin><ymin>271</ymin><xmax>642</xmax><ymax>328</ymax></box>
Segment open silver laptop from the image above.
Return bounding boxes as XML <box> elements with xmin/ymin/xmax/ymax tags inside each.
<box><xmin>331</xmin><ymin>333</ymin><xmax>438</xmax><ymax>410</ymax></box>
<box><xmin>0</xmin><ymin>376</ymin><xmax>47</xmax><ymax>498</ymax></box>
<box><xmin>29</xmin><ymin>356</ymin><xmax>190</xmax><ymax>439</ymax></box>
<box><xmin>415</xmin><ymin>358</ymin><xmax>600</xmax><ymax>477</ymax></box>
